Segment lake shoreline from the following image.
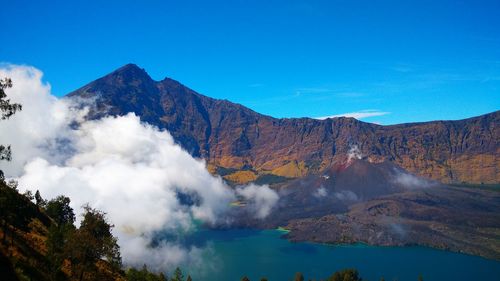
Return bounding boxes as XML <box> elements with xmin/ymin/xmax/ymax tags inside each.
<box><xmin>191</xmin><ymin>228</ymin><xmax>500</xmax><ymax>281</ymax></box>
<box><xmin>280</xmin><ymin>226</ymin><xmax>500</xmax><ymax>262</ymax></box>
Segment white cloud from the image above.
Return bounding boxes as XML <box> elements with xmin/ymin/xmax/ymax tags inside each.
<box><xmin>0</xmin><ymin>65</ymin><xmax>81</xmax><ymax>176</ymax></box>
<box><xmin>236</xmin><ymin>183</ymin><xmax>279</xmax><ymax>219</ymax></box>
<box><xmin>16</xmin><ymin>113</ymin><xmax>236</xmax><ymax>270</ymax></box>
<box><xmin>333</xmin><ymin>190</ymin><xmax>359</xmax><ymax>201</ymax></box>
<box><xmin>0</xmin><ymin>64</ymin><xmax>279</xmax><ymax>271</ymax></box>
<box><xmin>313</xmin><ymin>186</ymin><xmax>327</xmax><ymax>198</ymax></box>
<box><xmin>391</xmin><ymin>169</ymin><xmax>436</xmax><ymax>189</ymax></box>
<box><xmin>347</xmin><ymin>144</ymin><xmax>363</xmax><ymax>162</ymax></box>
<box><xmin>315</xmin><ymin>109</ymin><xmax>390</xmax><ymax>120</ymax></box>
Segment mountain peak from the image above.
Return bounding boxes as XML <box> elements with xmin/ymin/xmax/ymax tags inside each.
<box><xmin>115</xmin><ymin>63</ymin><xmax>141</xmax><ymax>71</ymax></box>
<box><xmin>67</xmin><ymin>66</ymin><xmax>499</xmax><ymax>185</ymax></box>
<box><xmin>109</xmin><ymin>63</ymin><xmax>151</xmax><ymax>80</ymax></box>
<box><xmin>67</xmin><ymin>63</ymin><xmax>156</xmax><ymax>99</ymax></box>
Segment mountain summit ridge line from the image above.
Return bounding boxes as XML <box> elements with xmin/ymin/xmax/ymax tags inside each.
<box><xmin>68</xmin><ymin>63</ymin><xmax>500</xmax><ymax>184</ymax></box>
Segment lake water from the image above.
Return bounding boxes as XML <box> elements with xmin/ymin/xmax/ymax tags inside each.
<box><xmin>185</xmin><ymin>229</ymin><xmax>500</xmax><ymax>281</ymax></box>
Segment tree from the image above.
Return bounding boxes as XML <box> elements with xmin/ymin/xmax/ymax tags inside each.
<box><xmin>326</xmin><ymin>269</ymin><xmax>362</xmax><ymax>281</ymax></box>
<box><xmin>125</xmin><ymin>266</ymin><xmax>168</xmax><ymax>281</ymax></box>
<box><xmin>418</xmin><ymin>274</ymin><xmax>424</xmax><ymax>281</ymax></box>
<box><xmin>45</xmin><ymin>195</ymin><xmax>76</xmax><ymax>280</ymax></box>
<box><xmin>0</xmin><ymin>78</ymin><xmax>22</xmax><ymax>248</ymax></box>
<box><xmin>240</xmin><ymin>277</ymin><xmax>250</xmax><ymax>281</ymax></box>
<box><xmin>47</xmin><ymin>222</ymin><xmax>75</xmax><ymax>281</ymax></box>
<box><xmin>0</xmin><ymin>78</ymin><xmax>22</xmax><ymax>181</ymax></box>
<box><xmin>171</xmin><ymin>267</ymin><xmax>184</xmax><ymax>281</ymax></box>
<box><xmin>6</xmin><ymin>179</ymin><xmax>18</xmax><ymax>190</ymax></box>
<box><xmin>186</xmin><ymin>275</ymin><xmax>192</xmax><ymax>281</ymax></box>
<box><xmin>35</xmin><ymin>190</ymin><xmax>47</xmax><ymax>208</ymax></box>
<box><xmin>0</xmin><ymin>180</ymin><xmax>40</xmax><ymax>248</ymax></box>
<box><xmin>22</xmin><ymin>189</ymin><xmax>34</xmax><ymax>201</ymax></box>
<box><xmin>294</xmin><ymin>272</ymin><xmax>304</xmax><ymax>281</ymax></box>
<box><xmin>45</xmin><ymin>195</ymin><xmax>75</xmax><ymax>225</ymax></box>
<box><xmin>65</xmin><ymin>205</ymin><xmax>121</xmax><ymax>281</ymax></box>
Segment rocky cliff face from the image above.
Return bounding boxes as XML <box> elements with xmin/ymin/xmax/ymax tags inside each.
<box><xmin>68</xmin><ymin>64</ymin><xmax>500</xmax><ymax>184</ymax></box>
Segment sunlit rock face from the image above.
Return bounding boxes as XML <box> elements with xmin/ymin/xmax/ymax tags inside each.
<box><xmin>68</xmin><ymin>64</ymin><xmax>500</xmax><ymax>185</ymax></box>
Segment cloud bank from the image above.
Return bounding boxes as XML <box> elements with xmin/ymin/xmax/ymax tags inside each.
<box><xmin>236</xmin><ymin>184</ymin><xmax>279</xmax><ymax>219</ymax></box>
<box><xmin>0</xmin><ymin>65</ymin><xmax>278</xmax><ymax>271</ymax></box>
<box><xmin>391</xmin><ymin>169</ymin><xmax>436</xmax><ymax>189</ymax></box>
<box><xmin>0</xmin><ymin>65</ymin><xmax>78</xmax><ymax>177</ymax></box>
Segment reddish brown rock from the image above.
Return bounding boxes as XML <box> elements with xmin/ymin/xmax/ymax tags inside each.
<box><xmin>68</xmin><ymin>64</ymin><xmax>500</xmax><ymax>184</ymax></box>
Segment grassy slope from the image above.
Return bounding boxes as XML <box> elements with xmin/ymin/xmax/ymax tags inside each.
<box><xmin>0</xmin><ymin>181</ymin><xmax>52</xmax><ymax>281</ymax></box>
<box><xmin>0</xmin><ymin>181</ymin><xmax>125</xmax><ymax>281</ymax></box>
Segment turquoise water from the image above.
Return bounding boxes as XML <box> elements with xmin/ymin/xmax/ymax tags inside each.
<box><xmin>185</xmin><ymin>229</ymin><xmax>500</xmax><ymax>281</ymax></box>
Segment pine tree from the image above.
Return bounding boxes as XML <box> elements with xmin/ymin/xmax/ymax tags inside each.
<box><xmin>326</xmin><ymin>269</ymin><xmax>362</xmax><ymax>281</ymax></box>
<box><xmin>295</xmin><ymin>272</ymin><xmax>305</xmax><ymax>281</ymax></box>
<box><xmin>171</xmin><ymin>267</ymin><xmax>184</xmax><ymax>281</ymax></box>
<box><xmin>45</xmin><ymin>195</ymin><xmax>76</xmax><ymax>225</ymax></box>
<box><xmin>34</xmin><ymin>190</ymin><xmax>46</xmax><ymax>208</ymax></box>
<box><xmin>65</xmin><ymin>205</ymin><xmax>121</xmax><ymax>281</ymax></box>
<box><xmin>0</xmin><ymin>77</ymin><xmax>22</xmax><ymax>181</ymax></box>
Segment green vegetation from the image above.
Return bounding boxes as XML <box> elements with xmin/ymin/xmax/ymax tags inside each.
<box><xmin>46</xmin><ymin>196</ymin><xmax>76</xmax><ymax>281</ymax></box>
<box><xmin>276</xmin><ymin>226</ymin><xmax>290</xmax><ymax>233</ymax></box>
<box><xmin>66</xmin><ymin>205</ymin><xmax>122</xmax><ymax>280</ymax></box>
<box><xmin>0</xmin><ymin>180</ymin><xmax>52</xmax><ymax>281</ymax></box>
<box><xmin>0</xmin><ymin>179</ymin><xmax>188</xmax><ymax>281</ymax></box>
<box><xmin>236</xmin><ymin>269</ymin><xmax>427</xmax><ymax>281</ymax></box>
<box><xmin>125</xmin><ymin>265</ymin><xmax>167</xmax><ymax>281</ymax></box>
<box><xmin>215</xmin><ymin>166</ymin><xmax>238</xmax><ymax>176</ymax></box>
<box><xmin>450</xmin><ymin>183</ymin><xmax>500</xmax><ymax>192</ymax></box>
<box><xmin>0</xmin><ymin>77</ymin><xmax>22</xmax><ymax>181</ymax></box>
<box><xmin>294</xmin><ymin>272</ymin><xmax>304</xmax><ymax>281</ymax></box>
<box><xmin>253</xmin><ymin>174</ymin><xmax>290</xmax><ymax>185</ymax></box>
<box><xmin>325</xmin><ymin>268</ymin><xmax>362</xmax><ymax>281</ymax></box>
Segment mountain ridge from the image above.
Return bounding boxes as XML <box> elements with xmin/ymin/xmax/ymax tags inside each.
<box><xmin>67</xmin><ymin>64</ymin><xmax>500</xmax><ymax>184</ymax></box>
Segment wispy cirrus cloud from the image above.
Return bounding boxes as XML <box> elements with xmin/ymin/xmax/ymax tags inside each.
<box><xmin>295</xmin><ymin>87</ymin><xmax>332</xmax><ymax>94</ymax></box>
<box><xmin>294</xmin><ymin>88</ymin><xmax>366</xmax><ymax>98</ymax></box>
<box><xmin>315</xmin><ymin>109</ymin><xmax>390</xmax><ymax>120</ymax></box>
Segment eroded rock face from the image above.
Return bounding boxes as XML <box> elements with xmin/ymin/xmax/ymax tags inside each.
<box><xmin>68</xmin><ymin>64</ymin><xmax>500</xmax><ymax>184</ymax></box>
<box><xmin>283</xmin><ymin>186</ymin><xmax>500</xmax><ymax>260</ymax></box>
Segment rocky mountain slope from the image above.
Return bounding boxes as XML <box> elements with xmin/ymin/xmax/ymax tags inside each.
<box><xmin>284</xmin><ymin>185</ymin><xmax>500</xmax><ymax>260</ymax></box>
<box><xmin>223</xmin><ymin>157</ymin><xmax>500</xmax><ymax>260</ymax></box>
<box><xmin>68</xmin><ymin>64</ymin><xmax>500</xmax><ymax>184</ymax></box>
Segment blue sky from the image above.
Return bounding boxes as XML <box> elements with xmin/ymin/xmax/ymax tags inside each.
<box><xmin>1</xmin><ymin>0</ymin><xmax>499</xmax><ymax>124</ymax></box>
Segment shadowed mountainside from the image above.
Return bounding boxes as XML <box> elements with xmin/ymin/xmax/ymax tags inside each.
<box><xmin>283</xmin><ymin>184</ymin><xmax>500</xmax><ymax>260</ymax></box>
<box><xmin>68</xmin><ymin>64</ymin><xmax>500</xmax><ymax>185</ymax></box>
<box><xmin>225</xmin><ymin>158</ymin><xmax>500</xmax><ymax>260</ymax></box>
